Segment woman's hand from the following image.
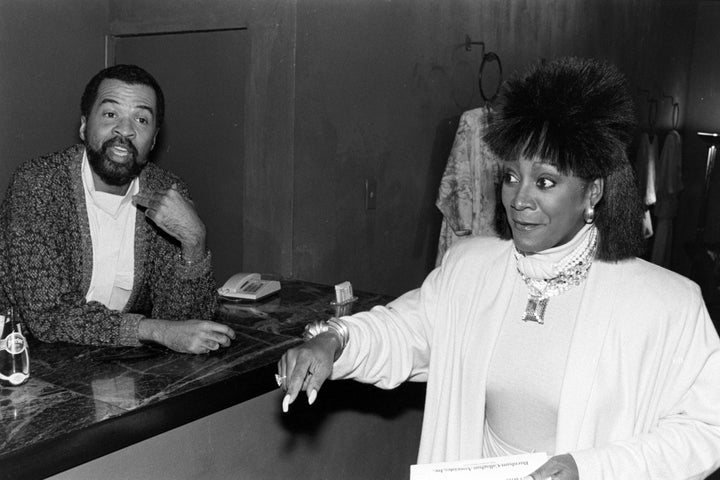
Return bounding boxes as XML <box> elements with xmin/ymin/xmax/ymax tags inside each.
<box><xmin>525</xmin><ymin>454</ymin><xmax>578</xmax><ymax>480</ymax></box>
<box><xmin>276</xmin><ymin>332</ymin><xmax>341</xmax><ymax>412</ymax></box>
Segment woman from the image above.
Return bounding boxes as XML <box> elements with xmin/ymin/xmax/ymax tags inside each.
<box><xmin>278</xmin><ymin>57</ymin><xmax>720</xmax><ymax>479</ymax></box>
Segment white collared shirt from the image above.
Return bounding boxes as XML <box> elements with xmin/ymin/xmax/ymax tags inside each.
<box><xmin>81</xmin><ymin>151</ymin><xmax>139</xmax><ymax>311</ymax></box>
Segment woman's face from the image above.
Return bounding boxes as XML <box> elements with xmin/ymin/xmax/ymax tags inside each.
<box><xmin>501</xmin><ymin>157</ymin><xmax>603</xmax><ymax>254</ymax></box>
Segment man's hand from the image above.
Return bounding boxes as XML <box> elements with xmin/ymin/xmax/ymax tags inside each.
<box><xmin>525</xmin><ymin>454</ymin><xmax>579</xmax><ymax>480</ymax></box>
<box><xmin>133</xmin><ymin>184</ymin><xmax>206</xmax><ymax>259</ymax></box>
<box><xmin>139</xmin><ymin>319</ymin><xmax>236</xmax><ymax>354</ymax></box>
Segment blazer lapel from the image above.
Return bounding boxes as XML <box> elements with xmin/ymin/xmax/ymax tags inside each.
<box><xmin>123</xmin><ymin>175</ymin><xmax>150</xmax><ymax>311</ymax></box>
<box><xmin>555</xmin><ymin>261</ymin><xmax>624</xmax><ymax>452</ymax></box>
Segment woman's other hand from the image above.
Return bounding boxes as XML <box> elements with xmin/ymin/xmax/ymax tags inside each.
<box><xmin>525</xmin><ymin>453</ymin><xmax>578</xmax><ymax>480</ymax></box>
<box><xmin>277</xmin><ymin>332</ymin><xmax>341</xmax><ymax>412</ymax></box>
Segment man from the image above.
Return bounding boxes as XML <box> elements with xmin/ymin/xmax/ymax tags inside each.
<box><xmin>0</xmin><ymin>64</ymin><xmax>234</xmax><ymax>354</ymax></box>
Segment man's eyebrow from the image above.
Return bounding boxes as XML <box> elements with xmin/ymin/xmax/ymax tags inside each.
<box><xmin>135</xmin><ymin>105</ymin><xmax>155</xmax><ymax>116</ymax></box>
<box><xmin>98</xmin><ymin>98</ymin><xmax>119</xmax><ymax>107</ymax></box>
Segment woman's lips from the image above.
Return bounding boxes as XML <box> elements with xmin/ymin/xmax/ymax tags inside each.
<box><xmin>511</xmin><ymin>220</ymin><xmax>541</xmax><ymax>231</ymax></box>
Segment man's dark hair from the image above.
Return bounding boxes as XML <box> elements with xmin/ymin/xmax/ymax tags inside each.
<box><xmin>484</xmin><ymin>56</ymin><xmax>645</xmax><ymax>261</ymax></box>
<box><xmin>80</xmin><ymin>64</ymin><xmax>165</xmax><ymax>128</ymax></box>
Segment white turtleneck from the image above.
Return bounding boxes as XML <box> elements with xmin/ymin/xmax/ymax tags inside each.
<box><xmin>484</xmin><ymin>224</ymin><xmax>596</xmax><ymax>457</ymax></box>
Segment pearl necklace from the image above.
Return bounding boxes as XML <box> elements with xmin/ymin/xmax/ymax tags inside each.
<box><xmin>514</xmin><ymin>226</ymin><xmax>598</xmax><ymax>324</ymax></box>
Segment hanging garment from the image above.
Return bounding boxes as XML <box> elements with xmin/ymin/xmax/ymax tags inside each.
<box><xmin>635</xmin><ymin>132</ymin><xmax>659</xmax><ymax>239</ymax></box>
<box><xmin>435</xmin><ymin>107</ymin><xmax>500</xmax><ymax>266</ymax></box>
<box><xmin>651</xmin><ymin>130</ymin><xmax>683</xmax><ymax>267</ymax></box>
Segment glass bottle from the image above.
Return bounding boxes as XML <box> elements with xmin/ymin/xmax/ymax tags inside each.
<box><xmin>0</xmin><ymin>307</ymin><xmax>30</xmax><ymax>386</ymax></box>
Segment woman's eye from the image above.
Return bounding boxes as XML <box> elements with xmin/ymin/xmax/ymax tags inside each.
<box><xmin>137</xmin><ymin>117</ymin><xmax>148</xmax><ymax>125</ymax></box>
<box><xmin>503</xmin><ymin>171</ymin><xmax>519</xmax><ymax>184</ymax></box>
<box><xmin>102</xmin><ymin>111</ymin><xmax>116</xmax><ymax>119</ymax></box>
<box><xmin>537</xmin><ymin>177</ymin><xmax>556</xmax><ymax>189</ymax></box>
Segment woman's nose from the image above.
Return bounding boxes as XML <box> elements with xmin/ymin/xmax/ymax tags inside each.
<box><xmin>511</xmin><ymin>185</ymin><xmax>534</xmax><ymax>210</ymax></box>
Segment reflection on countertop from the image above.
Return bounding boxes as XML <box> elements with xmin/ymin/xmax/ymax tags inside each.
<box><xmin>214</xmin><ymin>280</ymin><xmax>387</xmax><ymax>337</ymax></box>
<box><xmin>0</xmin><ymin>280</ymin><xmax>390</xmax><ymax>479</ymax></box>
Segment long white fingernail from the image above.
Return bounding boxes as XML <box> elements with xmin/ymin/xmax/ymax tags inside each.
<box><xmin>308</xmin><ymin>389</ymin><xmax>317</xmax><ymax>405</ymax></box>
<box><xmin>282</xmin><ymin>394</ymin><xmax>291</xmax><ymax>413</ymax></box>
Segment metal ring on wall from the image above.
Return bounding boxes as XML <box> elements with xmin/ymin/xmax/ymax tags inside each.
<box><xmin>479</xmin><ymin>52</ymin><xmax>502</xmax><ymax>104</ymax></box>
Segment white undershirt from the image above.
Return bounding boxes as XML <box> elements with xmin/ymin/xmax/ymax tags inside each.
<box><xmin>82</xmin><ymin>151</ymin><xmax>139</xmax><ymax>311</ymax></box>
<box><xmin>485</xmin><ymin>278</ymin><xmax>583</xmax><ymax>456</ymax></box>
<box><xmin>484</xmin><ymin>225</ymin><xmax>594</xmax><ymax>456</ymax></box>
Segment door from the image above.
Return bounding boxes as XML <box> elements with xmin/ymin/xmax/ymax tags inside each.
<box><xmin>109</xmin><ymin>28</ymin><xmax>248</xmax><ymax>283</ymax></box>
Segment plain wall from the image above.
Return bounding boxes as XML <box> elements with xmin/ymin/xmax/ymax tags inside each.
<box><xmin>0</xmin><ymin>0</ymin><xmax>109</xmax><ymax>196</ymax></box>
<box><xmin>290</xmin><ymin>0</ymin><xmax>698</xmax><ymax>296</ymax></box>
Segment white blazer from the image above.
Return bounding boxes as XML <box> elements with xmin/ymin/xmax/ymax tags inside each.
<box><xmin>333</xmin><ymin>236</ymin><xmax>720</xmax><ymax>479</ymax></box>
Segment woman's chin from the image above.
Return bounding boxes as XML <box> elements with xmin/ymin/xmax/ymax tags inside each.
<box><xmin>510</xmin><ymin>232</ymin><xmax>542</xmax><ymax>255</ymax></box>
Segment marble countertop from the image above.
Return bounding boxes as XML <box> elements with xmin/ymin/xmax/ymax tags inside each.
<box><xmin>0</xmin><ymin>280</ymin><xmax>389</xmax><ymax>480</ymax></box>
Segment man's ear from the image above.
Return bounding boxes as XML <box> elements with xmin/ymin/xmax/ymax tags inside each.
<box><xmin>79</xmin><ymin>116</ymin><xmax>87</xmax><ymax>142</ymax></box>
<box><xmin>151</xmin><ymin>130</ymin><xmax>159</xmax><ymax>150</ymax></box>
<box><xmin>588</xmin><ymin>177</ymin><xmax>604</xmax><ymax>207</ymax></box>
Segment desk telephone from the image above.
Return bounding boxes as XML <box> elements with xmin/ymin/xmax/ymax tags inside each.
<box><xmin>218</xmin><ymin>273</ymin><xmax>281</xmax><ymax>301</ymax></box>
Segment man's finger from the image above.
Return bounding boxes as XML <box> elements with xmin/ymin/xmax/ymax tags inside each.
<box><xmin>143</xmin><ymin>208</ymin><xmax>157</xmax><ymax>221</ymax></box>
<box><xmin>132</xmin><ymin>193</ymin><xmax>151</xmax><ymax>208</ymax></box>
<box><xmin>133</xmin><ymin>192</ymin><xmax>162</xmax><ymax>210</ymax></box>
<box><xmin>204</xmin><ymin>322</ymin><xmax>236</xmax><ymax>339</ymax></box>
<box><xmin>209</xmin><ymin>331</ymin><xmax>233</xmax><ymax>346</ymax></box>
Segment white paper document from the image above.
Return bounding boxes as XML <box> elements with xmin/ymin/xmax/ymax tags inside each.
<box><xmin>410</xmin><ymin>452</ymin><xmax>548</xmax><ymax>480</ymax></box>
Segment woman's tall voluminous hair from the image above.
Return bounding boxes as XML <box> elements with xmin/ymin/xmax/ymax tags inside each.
<box><xmin>484</xmin><ymin>57</ymin><xmax>645</xmax><ymax>261</ymax></box>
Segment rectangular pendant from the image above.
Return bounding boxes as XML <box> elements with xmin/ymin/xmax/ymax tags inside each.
<box><xmin>521</xmin><ymin>296</ymin><xmax>547</xmax><ymax>324</ymax></box>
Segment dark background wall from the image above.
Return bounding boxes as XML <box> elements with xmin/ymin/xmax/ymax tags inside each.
<box><xmin>0</xmin><ymin>0</ymin><xmax>107</xmax><ymax>193</ymax></box>
<box><xmin>677</xmin><ymin>1</ymin><xmax>720</xmax><ymax>265</ymax></box>
<box><xmin>0</xmin><ymin>0</ymin><xmax>710</xmax><ymax>299</ymax></box>
<box><xmin>291</xmin><ymin>0</ymin><xmax>697</xmax><ymax>296</ymax></box>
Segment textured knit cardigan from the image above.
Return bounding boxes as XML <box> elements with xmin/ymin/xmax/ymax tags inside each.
<box><xmin>0</xmin><ymin>144</ymin><xmax>217</xmax><ymax>346</ymax></box>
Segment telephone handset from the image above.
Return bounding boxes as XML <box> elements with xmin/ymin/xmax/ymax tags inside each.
<box><xmin>218</xmin><ymin>273</ymin><xmax>281</xmax><ymax>301</ymax></box>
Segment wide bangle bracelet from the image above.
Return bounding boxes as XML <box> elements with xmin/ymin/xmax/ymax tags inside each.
<box><xmin>303</xmin><ymin>317</ymin><xmax>349</xmax><ymax>352</ymax></box>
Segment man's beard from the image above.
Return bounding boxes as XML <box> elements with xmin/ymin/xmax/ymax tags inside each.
<box><xmin>86</xmin><ymin>136</ymin><xmax>144</xmax><ymax>187</ymax></box>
